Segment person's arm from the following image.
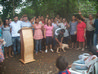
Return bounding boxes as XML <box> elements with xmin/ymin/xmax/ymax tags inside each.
<box><xmin>52</xmin><ymin>29</ymin><xmax>54</xmax><ymax>38</ymax></box>
<box><xmin>0</xmin><ymin>39</ymin><xmax>3</xmax><ymax>43</ymax></box>
<box><xmin>33</xmin><ymin>18</ymin><xmax>35</xmax><ymax>24</ymax></box>
<box><xmin>83</xmin><ymin>23</ymin><xmax>86</xmax><ymax>37</ymax></box>
<box><xmin>0</xmin><ymin>22</ymin><xmax>3</xmax><ymax>27</ymax></box>
<box><xmin>44</xmin><ymin>28</ymin><xmax>46</xmax><ymax>38</ymax></box>
<box><xmin>84</xmin><ymin>57</ymin><xmax>88</xmax><ymax>61</ymax></box>
<box><xmin>93</xmin><ymin>21</ymin><xmax>95</xmax><ymax>28</ymax></box>
<box><xmin>84</xmin><ymin>28</ymin><xmax>86</xmax><ymax>37</ymax></box>
<box><xmin>56</xmin><ymin>22</ymin><xmax>58</xmax><ymax>26</ymax></box>
<box><xmin>41</xmin><ymin>24</ymin><xmax>44</xmax><ymax>31</ymax></box>
<box><xmin>55</xmin><ymin>38</ymin><xmax>60</xmax><ymax>44</ymax></box>
<box><xmin>10</xmin><ymin>27</ymin><xmax>12</xmax><ymax>33</ymax></box>
<box><xmin>78</xmin><ymin>11</ymin><xmax>86</xmax><ymax>20</ymax></box>
<box><xmin>32</xmin><ymin>24</ymin><xmax>35</xmax><ymax>29</ymax></box>
<box><xmin>90</xmin><ymin>20</ymin><xmax>95</xmax><ymax>27</ymax></box>
<box><xmin>92</xmin><ymin>57</ymin><xmax>96</xmax><ymax>60</ymax></box>
<box><xmin>9</xmin><ymin>23</ymin><xmax>12</xmax><ymax>33</ymax></box>
<box><xmin>61</xmin><ymin>37</ymin><xmax>63</xmax><ymax>43</ymax></box>
<box><xmin>74</xmin><ymin>23</ymin><xmax>78</xmax><ymax>35</ymax></box>
<box><xmin>66</xmin><ymin>21</ymin><xmax>70</xmax><ymax>29</ymax></box>
<box><xmin>69</xmin><ymin>21</ymin><xmax>71</xmax><ymax>28</ymax></box>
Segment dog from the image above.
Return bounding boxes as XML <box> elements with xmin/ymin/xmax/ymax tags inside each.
<box><xmin>56</xmin><ymin>44</ymin><xmax>69</xmax><ymax>53</ymax></box>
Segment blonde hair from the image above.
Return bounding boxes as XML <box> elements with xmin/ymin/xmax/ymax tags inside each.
<box><xmin>0</xmin><ymin>18</ymin><xmax>3</xmax><ymax>25</ymax></box>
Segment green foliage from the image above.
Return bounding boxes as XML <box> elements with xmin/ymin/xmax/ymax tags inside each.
<box><xmin>78</xmin><ymin>0</ymin><xmax>97</xmax><ymax>17</ymax></box>
<box><xmin>18</xmin><ymin>7</ymin><xmax>35</xmax><ymax>19</ymax></box>
<box><xmin>0</xmin><ymin>0</ymin><xmax>23</xmax><ymax>20</ymax></box>
<box><xmin>20</xmin><ymin>0</ymin><xmax>78</xmax><ymax>20</ymax></box>
<box><xmin>0</xmin><ymin>0</ymin><xmax>98</xmax><ymax>20</ymax></box>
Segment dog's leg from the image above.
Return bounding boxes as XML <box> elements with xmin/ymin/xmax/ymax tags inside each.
<box><xmin>56</xmin><ymin>47</ymin><xmax>60</xmax><ymax>53</ymax></box>
<box><xmin>62</xmin><ymin>47</ymin><xmax>66</xmax><ymax>52</ymax></box>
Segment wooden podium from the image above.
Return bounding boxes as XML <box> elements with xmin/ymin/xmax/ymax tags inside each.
<box><xmin>19</xmin><ymin>27</ymin><xmax>35</xmax><ymax>64</ymax></box>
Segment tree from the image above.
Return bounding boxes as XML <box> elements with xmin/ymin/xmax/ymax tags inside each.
<box><xmin>22</xmin><ymin>0</ymin><xmax>78</xmax><ymax>20</ymax></box>
<box><xmin>18</xmin><ymin>6</ymin><xmax>35</xmax><ymax>19</ymax></box>
<box><xmin>0</xmin><ymin>0</ymin><xmax>23</xmax><ymax>20</ymax></box>
<box><xmin>78</xmin><ymin>0</ymin><xmax>97</xmax><ymax>17</ymax></box>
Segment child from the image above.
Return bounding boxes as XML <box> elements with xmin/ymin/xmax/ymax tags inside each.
<box><xmin>56</xmin><ymin>56</ymin><xmax>71</xmax><ymax>74</ymax></box>
<box><xmin>0</xmin><ymin>39</ymin><xmax>4</xmax><ymax>63</ymax></box>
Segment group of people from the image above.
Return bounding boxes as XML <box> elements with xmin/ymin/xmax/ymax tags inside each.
<box><xmin>0</xmin><ymin>11</ymin><xmax>98</xmax><ymax>63</ymax></box>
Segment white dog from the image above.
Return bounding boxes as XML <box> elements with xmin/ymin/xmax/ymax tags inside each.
<box><xmin>56</xmin><ymin>44</ymin><xmax>69</xmax><ymax>53</ymax></box>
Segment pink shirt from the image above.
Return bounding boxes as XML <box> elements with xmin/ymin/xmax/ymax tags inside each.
<box><xmin>33</xmin><ymin>24</ymin><xmax>43</xmax><ymax>40</ymax></box>
<box><xmin>44</xmin><ymin>25</ymin><xmax>53</xmax><ymax>37</ymax></box>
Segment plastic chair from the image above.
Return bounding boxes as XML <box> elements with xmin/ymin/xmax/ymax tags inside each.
<box><xmin>69</xmin><ymin>57</ymin><xmax>97</xmax><ymax>74</ymax></box>
<box><xmin>95</xmin><ymin>58</ymin><xmax>98</xmax><ymax>74</ymax></box>
<box><xmin>78</xmin><ymin>53</ymin><xmax>90</xmax><ymax>60</ymax></box>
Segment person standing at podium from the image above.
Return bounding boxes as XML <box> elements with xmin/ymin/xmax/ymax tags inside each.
<box><xmin>10</xmin><ymin>15</ymin><xmax>21</xmax><ymax>56</ymax></box>
<box><xmin>33</xmin><ymin>18</ymin><xmax>43</xmax><ymax>55</ymax></box>
<box><xmin>21</xmin><ymin>14</ymin><xmax>32</xmax><ymax>28</ymax></box>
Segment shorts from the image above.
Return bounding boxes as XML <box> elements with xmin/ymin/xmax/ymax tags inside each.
<box><xmin>71</xmin><ymin>35</ymin><xmax>77</xmax><ymax>43</ymax></box>
<box><xmin>63</xmin><ymin>36</ymin><xmax>70</xmax><ymax>44</ymax></box>
<box><xmin>46</xmin><ymin>36</ymin><xmax>52</xmax><ymax>45</ymax></box>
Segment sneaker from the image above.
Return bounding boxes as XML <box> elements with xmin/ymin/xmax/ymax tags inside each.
<box><xmin>45</xmin><ymin>50</ymin><xmax>48</xmax><ymax>53</ymax></box>
<box><xmin>50</xmin><ymin>49</ymin><xmax>54</xmax><ymax>52</ymax></box>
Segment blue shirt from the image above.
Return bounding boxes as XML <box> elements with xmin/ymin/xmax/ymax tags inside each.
<box><xmin>69</xmin><ymin>21</ymin><xmax>78</xmax><ymax>35</ymax></box>
<box><xmin>21</xmin><ymin>21</ymin><xmax>32</xmax><ymax>28</ymax></box>
<box><xmin>94</xmin><ymin>19</ymin><xmax>98</xmax><ymax>34</ymax></box>
<box><xmin>59</xmin><ymin>69</ymin><xmax>71</xmax><ymax>74</ymax></box>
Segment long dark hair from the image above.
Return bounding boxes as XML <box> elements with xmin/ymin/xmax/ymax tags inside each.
<box><xmin>47</xmin><ymin>19</ymin><xmax>52</xmax><ymax>26</ymax></box>
<box><xmin>35</xmin><ymin>18</ymin><xmax>39</xmax><ymax>24</ymax></box>
<box><xmin>3</xmin><ymin>18</ymin><xmax>9</xmax><ymax>27</ymax></box>
<box><xmin>71</xmin><ymin>15</ymin><xmax>77</xmax><ymax>21</ymax></box>
<box><xmin>76</xmin><ymin>15</ymin><xmax>84</xmax><ymax>21</ymax></box>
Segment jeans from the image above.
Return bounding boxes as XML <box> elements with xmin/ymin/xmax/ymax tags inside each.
<box><xmin>73</xmin><ymin>59</ymin><xmax>88</xmax><ymax>70</ymax></box>
<box><xmin>12</xmin><ymin>37</ymin><xmax>20</xmax><ymax>55</ymax></box>
<box><xmin>35</xmin><ymin>39</ymin><xmax>42</xmax><ymax>53</ymax></box>
<box><xmin>93</xmin><ymin>33</ymin><xmax>98</xmax><ymax>46</ymax></box>
<box><xmin>86</xmin><ymin>30</ymin><xmax>94</xmax><ymax>48</ymax></box>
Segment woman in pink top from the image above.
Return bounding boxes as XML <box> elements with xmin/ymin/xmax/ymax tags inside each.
<box><xmin>44</xmin><ymin>19</ymin><xmax>54</xmax><ymax>53</ymax></box>
<box><xmin>33</xmin><ymin>18</ymin><xmax>43</xmax><ymax>55</ymax></box>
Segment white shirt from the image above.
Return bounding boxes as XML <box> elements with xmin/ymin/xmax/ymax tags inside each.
<box><xmin>58</xmin><ymin>23</ymin><xmax>69</xmax><ymax>37</ymax></box>
<box><xmin>10</xmin><ymin>20</ymin><xmax>21</xmax><ymax>37</ymax></box>
<box><xmin>52</xmin><ymin>23</ymin><xmax>59</xmax><ymax>34</ymax></box>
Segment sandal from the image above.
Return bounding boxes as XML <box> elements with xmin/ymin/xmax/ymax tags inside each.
<box><xmin>76</xmin><ymin>48</ymin><xmax>81</xmax><ymax>50</ymax></box>
<box><xmin>82</xmin><ymin>48</ymin><xmax>85</xmax><ymax>51</ymax></box>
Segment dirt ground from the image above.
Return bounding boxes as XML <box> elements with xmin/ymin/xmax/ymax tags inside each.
<box><xmin>0</xmin><ymin>48</ymin><xmax>89</xmax><ymax>74</ymax></box>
